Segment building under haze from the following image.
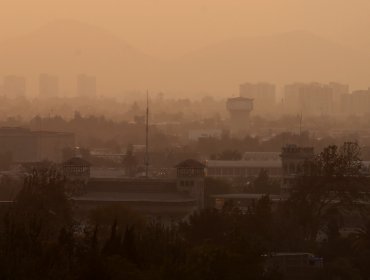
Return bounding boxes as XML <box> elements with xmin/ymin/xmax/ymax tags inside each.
<box><xmin>280</xmin><ymin>144</ymin><xmax>314</xmax><ymax>194</ymax></box>
<box><xmin>2</xmin><ymin>75</ymin><xmax>26</xmax><ymax>98</ymax></box>
<box><xmin>206</xmin><ymin>158</ymin><xmax>282</xmax><ymax>179</ymax></box>
<box><xmin>239</xmin><ymin>82</ymin><xmax>276</xmax><ymax>114</ymax></box>
<box><xmin>329</xmin><ymin>82</ymin><xmax>349</xmax><ymax>114</ymax></box>
<box><xmin>0</xmin><ymin>127</ymin><xmax>75</xmax><ymax>163</ymax></box>
<box><xmin>226</xmin><ymin>97</ymin><xmax>253</xmax><ymax>133</ymax></box>
<box><xmin>72</xmin><ymin>159</ymin><xmax>206</xmax><ymax>222</ymax></box>
<box><xmin>77</xmin><ymin>74</ymin><xmax>96</xmax><ymax>97</ymax></box>
<box><xmin>284</xmin><ymin>83</ymin><xmax>334</xmax><ymax>115</ymax></box>
<box><xmin>39</xmin><ymin>74</ymin><xmax>59</xmax><ymax>98</ymax></box>
<box><xmin>335</xmin><ymin>87</ymin><xmax>370</xmax><ymax>115</ymax></box>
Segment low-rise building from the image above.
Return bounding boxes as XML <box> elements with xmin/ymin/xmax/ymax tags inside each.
<box><xmin>0</xmin><ymin>127</ymin><xmax>75</xmax><ymax>163</ymax></box>
<box><xmin>72</xmin><ymin>159</ymin><xmax>205</xmax><ymax>222</ymax></box>
<box><xmin>206</xmin><ymin>159</ymin><xmax>282</xmax><ymax>179</ymax></box>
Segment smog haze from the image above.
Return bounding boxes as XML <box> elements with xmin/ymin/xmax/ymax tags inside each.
<box><xmin>1</xmin><ymin>0</ymin><xmax>370</xmax><ymax>96</ymax></box>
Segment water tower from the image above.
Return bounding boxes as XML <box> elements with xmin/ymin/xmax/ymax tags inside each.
<box><xmin>226</xmin><ymin>97</ymin><xmax>253</xmax><ymax>132</ymax></box>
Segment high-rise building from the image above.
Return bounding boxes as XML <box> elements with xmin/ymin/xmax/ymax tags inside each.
<box><xmin>348</xmin><ymin>88</ymin><xmax>370</xmax><ymax>115</ymax></box>
<box><xmin>239</xmin><ymin>82</ymin><xmax>276</xmax><ymax>114</ymax></box>
<box><xmin>284</xmin><ymin>83</ymin><xmax>334</xmax><ymax>115</ymax></box>
<box><xmin>329</xmin><ymin>82</ymin><xmax>349</xmax><ymax>114</ymax></box>
<box><xmin>77</xmin><ymin>74</ymin><xmax>96</xmax><ymax>97</ymax></box>
<box><xmin>3</xmin><ymin>75</ymin><xmax>26</xmax><ymax>98</ymax></box>
<box><xmin>39</xmin><ymin>74</ymin><xmax>59</xmax><ymax>98</ymax></box>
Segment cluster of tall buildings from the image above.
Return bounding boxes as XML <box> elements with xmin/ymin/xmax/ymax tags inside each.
<box><xmin>283</xmin><ymin>82</ymin><xmax>349</xmax><ymax>115</ymax></box>
<box><xmin>239</xmin><ymin>82</ymin><xmax>370</xmax><ymax>116</ymax></box>
<box><xmin>0</xmin><ymin>74</ymin><xmax>97</xmax><ymax>98</ymax></box>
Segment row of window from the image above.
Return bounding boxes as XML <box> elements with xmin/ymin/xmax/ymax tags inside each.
<box><xmin>177</xmin><ymin>168</ymin><xmax>204</xmax><ymax>177</ymax></box>
<box><xmin>207</xmin><ymin>167</ymin><xmax>281</xmax><ymax>177</ymax></box>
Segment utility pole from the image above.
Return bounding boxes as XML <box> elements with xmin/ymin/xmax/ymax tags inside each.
<box><xmin>299</xmin><ymin>112</ymin><xmax>303</xmax><ymax>145</ymax></box>
<box><xmin>145</xmin><ymin>90</ymin><xmax>149</xmax><ymax>178</ymax></box>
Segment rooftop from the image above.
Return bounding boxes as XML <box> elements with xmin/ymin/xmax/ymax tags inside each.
<box><xmin>73</xmin><ymin>192</ymin><xmax>196</xmax><ymax>203</ymax></box>
<box><xmin>63</xmin><ymin>157</ymin><xmax>91</xmax><ymax>167</ymax></box>
<box><xmin>0</xmin><ymin>127</ymin><xmax>74</xmax><ymax>137</ymax></box>
<box><xmin>176</xmin><ymin>159</ymin><xmax>205</xmax><ymax>169</ymax></box>
<box><xmin>206</xmin><ymin>160</ymin><xmax>282</xmax><ymax>168</ymax></box>
<box><xmin>210</xmin><ymin>193</ymin><xmax>283</xmax><ymax>201</ymax></box>
<box><xmin>227</xmin><ymin>96</ymin><xmax>253</xmax><ymax>102</ymax></box>
<box><xmin>86</xmin><ymin>177</ymin><xmax>176</xmax><ymax>193</ymax></box>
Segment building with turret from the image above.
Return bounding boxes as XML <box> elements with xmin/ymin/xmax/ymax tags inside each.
<box><xmin>280</xmin><ymin>144</ymin><xmax>314</xmax><ymax>194</ymax></box>
<box><xmin>72</xmin><ymin>159</ymin><xmax>206</xmax><ymax>222</ymax></box>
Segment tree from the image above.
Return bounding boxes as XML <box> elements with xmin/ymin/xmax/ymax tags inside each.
<box><xmin>89</xmin><ymin>204</ymin><xmax>144</xmax><ymax>237</ymax></box>
<box><xmin>0</xmin><ymin>168</ymin><xmax>73</xmax><ymax>279</ymax></box>
<box><xmin>288</xmin><ymin>142</ymin><xmax>368</xmax><ymax>242</ymax></box>
<box><xmin>204</xmin><ymin>177</ymin><xmax>232</xmax><ymax>207</ymax></box>
<box><xmin>14</xmin><ymin>168</ymin><xmax>72</xmax><ymax>237</ymax></box>
<box><xmin>252</xmin><ymin>169</ymin><xmax>280</xmax><ymax>194</ymax></box>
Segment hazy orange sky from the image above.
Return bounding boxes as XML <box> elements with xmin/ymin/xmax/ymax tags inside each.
<box><xmin>1</xmin><ymin>0</ymin><xmax>370</xmax><ymax>58</ymax></box>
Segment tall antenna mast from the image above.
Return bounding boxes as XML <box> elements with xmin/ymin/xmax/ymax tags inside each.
<box><xmin>299</xmin><ymin>112</ymin><xmax>303</xmax><ymax>144</ymax></box>
<box><xmin>145</xmin><ymin>90</ymin><xmax>149</xmax><ymax>178</ymax></box>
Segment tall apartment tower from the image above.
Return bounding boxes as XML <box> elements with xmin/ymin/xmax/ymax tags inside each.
<box><xmin>39</xmin><ymin>74</ymin><xmax>59</xmax><ymax>98</ymax></box>
<box><xmin>77</xmin><ymin>74</ymin><xmax>96</xmax><ymax>97</ymax></box>
<box><xmin>329</xmin><ymin>82</ymin><xmax>349</xmax><ymax>115</ymax></box>
<box><xmin>284</xmin><ymin>83</ymin><xmax>334</xmax><ymax>115</ymax></box>
<box><xmin>239</xmin><ymin>82</ymin><xmax>276</xmax><ymax>114</ymax></box>
<box><xmin>3</xmin><ymin>75</ymin><xmax>26</xmax><ymax>98</ymax></box>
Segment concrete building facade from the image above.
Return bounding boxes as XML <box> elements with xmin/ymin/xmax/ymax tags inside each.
<box><xmin>0</xmin><ymin>127</ymin><xmax>75</xmax><ymax>163</ymax></box>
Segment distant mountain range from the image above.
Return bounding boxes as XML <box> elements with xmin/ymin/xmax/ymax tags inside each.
<box><xmin>0</xmin><ymin>20</ymin><xmax>369</xmax><ymax>96</ymax></box>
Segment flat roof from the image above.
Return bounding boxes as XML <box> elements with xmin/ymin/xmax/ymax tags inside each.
<box><xmin>0</xmin><ymin>127</ymin><xmax>73</xmax><ymax>136</ymax></box>
<box><xmin>206</xmin><ymin>160</ymin><xmax>282</xmax><ymax>168</ymax></box>
<box><xmin>263</xmin><ymin>252</ymin><xmax>315</xmax><ymax>257</ymax></box>
<box><xmin>210</xmin><ymin>193</ymin><xmax>283</xmax><ymax>201</ymax></box>
<box><xmin>73</xmin><ymin>192</ymin><xmax>196</xmax><ymax>203</ymax></box>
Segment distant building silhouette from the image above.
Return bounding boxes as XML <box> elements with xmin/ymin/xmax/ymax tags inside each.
<box><xmin>77</xmin><ymin>74</ymin><xmax>96</xmax><ymax>97</ymax></box>
<box><xmin>0</xmin><ymin>127</ymin><xmax>75</xmax><ymax>163</ymax></box>
<box><xmin>347</xmin><ymin>88</ymin><xmax>370</xmax><ymax>115</ymax></box>
<box><xmin>329</xmin><ymin>82</ymin><xmax>349</xmax><ymax>114</ymax></box>
<box><xmin>3</xmin><ymin>75</ymin><xmax>26</xmax><ymax>98</ymax></box>
<box><xmin>284</xmin><ymin>83</ymin><xmax>334</xmax><ymax>115</ymax></box>
<box><xmin>39</xmin><ymin>74</ymin><xmax>59</xmax><ymax>98</ymax></box>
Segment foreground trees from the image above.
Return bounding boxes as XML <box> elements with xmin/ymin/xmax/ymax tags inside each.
<box><xmin>0</xmin><ymin>143</ymin><xmax>369</xmax><ymax>279</ymax></box>
<box><xmin>285</xmin><ymin>142</ymin><xmax>368</xmax><ymax>243</ymax></box>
